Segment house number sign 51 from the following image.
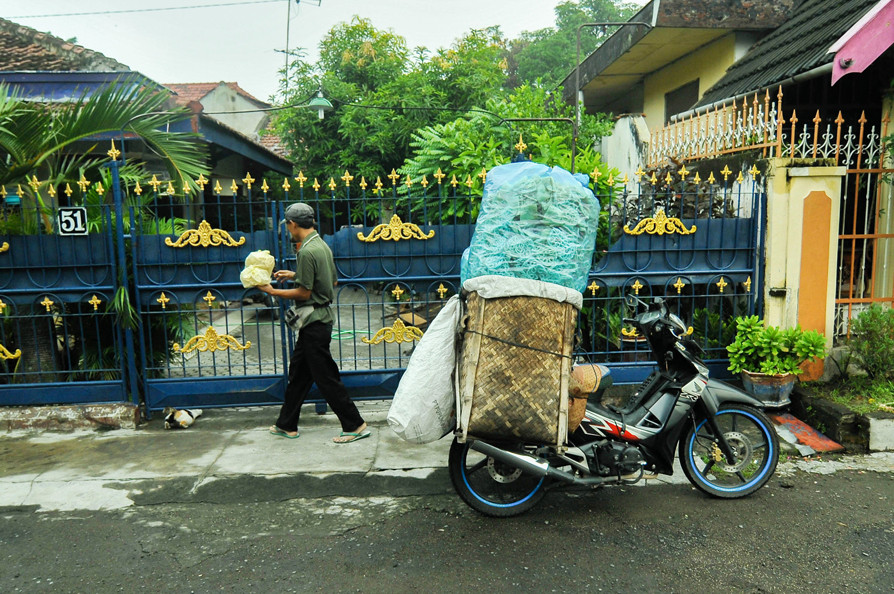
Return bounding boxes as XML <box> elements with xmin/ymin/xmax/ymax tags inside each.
<box><xmin>56</xmin><ymin>207</ymin><xmax>88</xmax><ymax>236</ymax></box>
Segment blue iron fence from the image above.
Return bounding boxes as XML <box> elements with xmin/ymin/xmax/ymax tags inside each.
<box><xmin>0</xmin><ymin>158</ymin><xmax>765</xmax><ymax>412</ymax></box>
<box><xmin>296</xmin><ymin>172</ymin><xmax>477</xmax><ymax>400</ymax></box>
<box><xmin>129</xmin><ymin>177</ymin><xmax>290</xmax><ymax>413</ymax></box>
<box><xmin>579</xmin><ymin>170</ymin><xmax>765</xmax><ymax>383</ymax></box>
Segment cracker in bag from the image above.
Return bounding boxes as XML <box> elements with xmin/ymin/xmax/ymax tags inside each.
<box><xmin>240</xmin><ymin>249</ymin><xmax>276</xmax><ymax>288</ymax></box>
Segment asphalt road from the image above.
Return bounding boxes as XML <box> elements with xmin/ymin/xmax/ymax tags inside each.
<box><xmin>1</xmin><ymin>465</ymin><xmax>892</xmax><ymax>593</ymax></box>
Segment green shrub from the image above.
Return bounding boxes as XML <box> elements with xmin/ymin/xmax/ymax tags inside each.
<box><xmin>726</xmin><ymin>315</ymin><xmax>826</xmax><ymax>375</ymax></box>
<box><xmin>849</xmin><ymin>305</ymin><xmax>894</xmax><ymax>380</ymax></box>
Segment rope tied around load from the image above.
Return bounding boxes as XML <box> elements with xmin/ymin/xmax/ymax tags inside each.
<box><xmin>463</xmin><ymin>329</ymin><xmax>573</xmax><ymax>360</ymax></box>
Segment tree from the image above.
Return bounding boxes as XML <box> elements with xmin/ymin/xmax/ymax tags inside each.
<box><xmin>398</xmin><ymin>83</ymin><xmax>617</xmax><ymax>222</ymax></box>
<box><xmin>402</xmin><ymin>83</ymin><xmax>613</xmax><ymax>181</ymax></box>
<box><xmin>272</xmin><ymin>18</ymin><xmax>507</xmax><ymax>180</ymax></box>
<box><xmin>272</xmin><ymin>5</ymin><xmax>637</xmax><ymax>183</ymax></box>
<box><xmin>506</xmin><ymin>0</ymin><xmax>640</xmax><ymax>89</ymax></box>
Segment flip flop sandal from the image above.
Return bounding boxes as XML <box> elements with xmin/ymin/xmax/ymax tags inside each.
<box><xmin>333</xmin><ymin>430</ymin><xmax>371</xmax><ymax>444</ymax></box>
<box><xmin>269</xmin><ymin>426</ymin><xmax>299</xmax><ymax>439</ymax></box>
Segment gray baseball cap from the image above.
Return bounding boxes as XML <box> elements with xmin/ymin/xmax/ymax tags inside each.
<box><xmin>281</xmin><ymin>202</ymin><xmax>316</xmax><ymax>226</ymax></box>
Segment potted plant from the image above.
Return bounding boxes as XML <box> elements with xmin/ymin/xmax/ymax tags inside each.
<box><xmin>726</xmin><ymin>315</ymin><xmax>827</xmax><ymax>407</ymax></box>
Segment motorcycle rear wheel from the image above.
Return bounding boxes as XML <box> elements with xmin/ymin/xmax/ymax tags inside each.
<box><xmin>448</xmin><ymin>437</ymin><xmax>547</xmax><ymax>517</ymax></box>
<box><xmin>679</xmin><ymin>404</ymin><xmax>779</xmax><ymax>498</ymax></box>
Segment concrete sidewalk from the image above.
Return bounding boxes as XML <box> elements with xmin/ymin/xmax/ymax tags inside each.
<box><xmin>2</xmin><ymin>401</ymin><xmax>892</xmax><ymax>513</ymax></box>
<box><xmin>0</xmin><ymin>402</ymin><xmax>453</xmax><ymax>512</ymax></box>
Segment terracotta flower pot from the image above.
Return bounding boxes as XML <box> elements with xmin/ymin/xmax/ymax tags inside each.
<box><xmin>740</xmin><ymin>369</ymin><xmax>796</xmax><ymax>408</ymax></box>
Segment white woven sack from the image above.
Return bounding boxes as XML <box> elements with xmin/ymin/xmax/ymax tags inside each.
<box><xmin>387</xmin><ymin>295</ymin><xmax>461</xmax><ymax>443</ymax></box>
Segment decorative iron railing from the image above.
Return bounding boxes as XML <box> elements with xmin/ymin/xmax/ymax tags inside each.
<box><xmin>648</xmin><ymin>86</ymin><xmax>894</xmax><ymax>337</ymax></box>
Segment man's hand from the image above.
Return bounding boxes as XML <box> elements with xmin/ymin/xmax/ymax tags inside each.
<box><xmin>272</xmin><ymin>269</ymin><xmax>295</xmax><ymax>282</ymax></box>
<box><xmin>256</xmin><ymin>284</ymin><xmax>274</xmax><ymax>295</ymax></box>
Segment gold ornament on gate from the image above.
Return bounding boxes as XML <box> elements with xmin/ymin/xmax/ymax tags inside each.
<box><xmin>624</xmin><ymin>209</ymin><xmax>696</xmax><ymax>236</ymax></box>
<box><xmin>173</xmin><ymin>327</ymin><xmax>251</xmax><ymax>354</ymax></box>
<box><xmin>165</xmin><ymin>220</ymin><xmax>246</xmax><ymax>248</ymax></box>
<box><xmin>362</xmin><ymin>319</ymin><xmax>424</xmax><ymax>344</ymax></box>
<box><xmin>107</xmin><ymin>140</ymin><xmax>121</xmax><ymax>160</ymax></box>
<box><xmin>0</xmin><ymin>342</ymin><xmax>21</xmax><ymax>361</ymax></box>
<box><xmin>357</xmin><ymin>215</ymin><xmax>434</xmax><ymax>242</ymax></box>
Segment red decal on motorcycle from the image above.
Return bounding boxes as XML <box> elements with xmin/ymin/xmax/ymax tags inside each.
<box><xmin>606</xmin><ymin>422</ymin><xmax>640</xmax><ymax>441</ymax></box>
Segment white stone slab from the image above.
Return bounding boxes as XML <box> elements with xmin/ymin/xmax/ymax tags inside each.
<box><xmin>869</xmin><ymin>416</ymin><xmax>894</xmax><ymax>451</ymax></box>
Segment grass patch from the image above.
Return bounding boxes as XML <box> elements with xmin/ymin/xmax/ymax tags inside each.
<box><xmin>804</xmin><ymin>378</ymin><xmax>894</xmax><ymax>415</ymax></box>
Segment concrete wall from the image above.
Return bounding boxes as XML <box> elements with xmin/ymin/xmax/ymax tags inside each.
<box><xmin>764</xmin><ymin>158</ymin><xmax>845</xmax><ymax>379</ymax></box>
<box><xmin>642</xmin><ymin>33</ymin><xmax>739</xmax><ymax>129</ymax></box>
<box><xmin>201</xmin><ymin>85</ymin><xmax>267</xmax><ymax>138</ymax></box>
<box><xmin>599</xmin><ymin>115</ymin><xmax>650</xmax><ymax>186</ymax></box>
<box><xmin>211</xmin><ymin>154</ymin><xmax>247</xmax><ymax>197</ymax></box>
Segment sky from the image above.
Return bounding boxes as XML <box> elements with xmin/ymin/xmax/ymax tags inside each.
<box><xmin>0</xmin><ymin>0</ymin><xmax>590</xmax><ymax>102</ymax></box>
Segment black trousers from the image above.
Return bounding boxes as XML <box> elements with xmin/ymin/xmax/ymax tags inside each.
<box><xmin>275</xmin><ymin>321</ymin><xmax>365</xmax><ymax>433</ymax></box>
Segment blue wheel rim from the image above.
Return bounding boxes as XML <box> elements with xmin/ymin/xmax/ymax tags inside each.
<box><xmin>687</xmin><ymin>408</ymin><xmax>775</xmax><ymax>494</ymax></box>
<box><xmin>461</xmin><ymin>444</ymin><xmax>545</xmax><ymax>508</ymax></box>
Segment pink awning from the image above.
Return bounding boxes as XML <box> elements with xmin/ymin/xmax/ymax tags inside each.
<box><xmin>830</xmin><ymin>0</ymin><xmax>894</xmax><ymax>85</ymax></box>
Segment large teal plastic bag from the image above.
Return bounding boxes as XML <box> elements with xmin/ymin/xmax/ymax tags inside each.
<box><xmin>461</xmin><ymin>162</ymin><xmax>600</xmax><ymax>292</ymax></box>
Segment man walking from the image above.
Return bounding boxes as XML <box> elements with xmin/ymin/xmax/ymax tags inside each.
<box><xmin>258</xmin><ymin>202</ymin><xmax>369</xmax><ymax>443</ymax></box>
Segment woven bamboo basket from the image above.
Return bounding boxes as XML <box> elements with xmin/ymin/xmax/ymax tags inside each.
<box><xmin>568</xmin><ymin>363</ymin><xmax>603</xmax><ymax>432</ymax></box>
<box><xmin>458</xmin><ymin>291</ymin><xmax>577</xmax><ymax>446</ymax></box>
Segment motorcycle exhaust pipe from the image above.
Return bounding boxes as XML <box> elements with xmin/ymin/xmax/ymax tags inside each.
<box><xmin>470</xmin><ymin>439</ymin><xmax>604</xmax><ymax>486</ymax></box>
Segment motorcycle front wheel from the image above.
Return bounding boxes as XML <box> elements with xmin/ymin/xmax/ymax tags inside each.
<box><xmin>679</xmin><ymin>404</ymin><xmax>779</xmax><ymax>498</ymax></box>
<box><xmin>448</xmin><ymin>437</ymin><xmax>547</xmax><ymax>517</ymax></box>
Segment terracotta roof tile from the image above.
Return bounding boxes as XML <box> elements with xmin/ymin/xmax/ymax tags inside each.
<box><xmin>164</xmin><ymin>81</ymin><xmax>270</xmax><ymax>107</ymax></box>
<box><xmin>259</xmin><ymin>127</ymin><xmax>289</xmax><ymax>159</ymax></box>
<box><xmin>0</xmin><ymin>17</ymin><xmax>130</xmax><ymax>72</ymax></box>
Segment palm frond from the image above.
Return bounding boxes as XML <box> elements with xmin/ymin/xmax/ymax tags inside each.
<box><xmin>0</xmin><ymin>77</ymin><xmax>208</xmax><ymax>187</ymax></box>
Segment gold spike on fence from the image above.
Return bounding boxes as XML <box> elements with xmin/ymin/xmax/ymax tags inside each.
<box><xmin>649</xmin><ymin>85</ymin><xmax>891</xmax><ymax>171</ymax></box>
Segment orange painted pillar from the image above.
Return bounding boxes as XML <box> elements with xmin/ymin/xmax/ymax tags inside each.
<box><xmin>765</xmin><ymin>160</ymin><xmax>845</xmax><ymax>381</ymax></box>
<box><xmin>798</xmin><ymin>191</ymin><xmax>833</xmax><ymax>380</ymax></box>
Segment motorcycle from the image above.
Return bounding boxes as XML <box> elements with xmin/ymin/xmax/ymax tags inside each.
<box><xmin>448</xmin><ymin>296</ymin><xmax>780</xmax><ymax>517</ymax></box>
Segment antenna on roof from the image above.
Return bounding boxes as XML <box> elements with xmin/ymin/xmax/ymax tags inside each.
<box><xmin>284</xmin><ymin>0</ymin><xmax>322</xmax><ymax>94</ymax></box>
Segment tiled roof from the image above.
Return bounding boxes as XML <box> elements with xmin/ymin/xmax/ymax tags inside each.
<box><xmin>164</xmin><ymin>82</ymin><xmax>269</xmax><ymax>108</ymax></box>
<box><xmin>259</xmin><ymin>126</ymin><xmax>288</xmax><ymax>159</ymax></box>
<box><xmin>696</xmin><ymin>0</ymin><xmax>879</xmax><ymax>106</ymax></box>
<box><xmin>0</xmin><ymin>17</ymin><xmax>129</xmax><ymax>72</ymax></box>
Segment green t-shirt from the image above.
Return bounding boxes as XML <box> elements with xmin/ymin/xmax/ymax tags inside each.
<box><xmin>293</xmin><ymin>230</ymin><xmax>335</xmax><ymax>326</ymax></box>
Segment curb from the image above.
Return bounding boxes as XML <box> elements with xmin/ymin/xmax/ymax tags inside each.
<box><xmin>791</xmin><ymin>386</ymin><xmax>894</xmax><ymax>452</ymax></box>
<box><xmin>0</xmin><ymin>403</ymin><xmax>141</xmax><ymax>431</ymax></box>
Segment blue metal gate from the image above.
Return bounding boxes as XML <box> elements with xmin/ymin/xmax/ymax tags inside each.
<box><xmin>0</xmin><ymin>156</ymin><xmax>765</xmax><ymax>411</ymax></box>
<box><xmin>128</xmin><ymin>172</ymin><xmax>291</xmax><ymax>413</ymax></box>
<box><xmin>0</xmin><ymin>181</ymin><xmax>131</xmax><ymax>405</ymax></box>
